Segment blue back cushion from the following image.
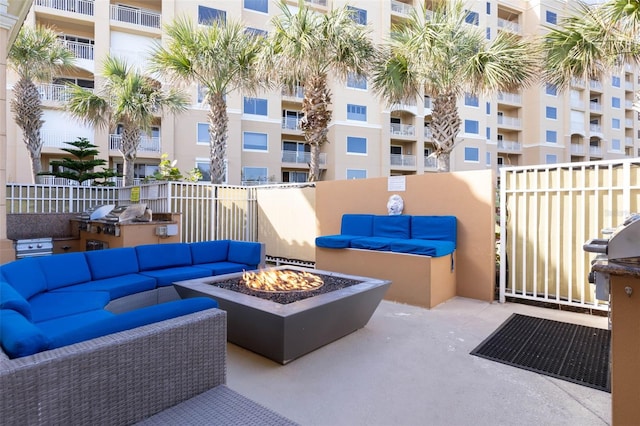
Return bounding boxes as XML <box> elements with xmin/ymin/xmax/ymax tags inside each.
<box><xmin>0</xmin><ymin>281</ymin><xmax>32</xmax><ymax>319</ymax></box>
<box><xmin>190</xmin><ymin>240</ymin><xmax>230</xmax><ymax>265</ymax></box>
<box><xmin>136</xmin><ymin>243</ymin><xmax>192</xmax><ymax>271</ymax></box>
<box><xmin>85</xmin><ymin>248</ymin><xmax>140</xmax><ymax>280</ymax></box>
<box><xmin>227</xmin><ymin>241</ymin><xmax>262</xmax><ymax>266</ymax></box>
<box><xmin>0</xmin><ymin>309</ymin><xmax>51</xmax><ymax>358</ymax></box>
<box><xmin>37</xmin><ymin>253</ymin><xmax>92</xmax><ymax>290</ymax></box>
<box><xmin>341</xmin><ymin>214</ymin><xmax>374</xmax><ymax>236</ymax></box>
<box><xmin>411</xmin><ymin>216</ymin><xmax>457</xmax><ymax>245</ymax></box>
<box><xmin>373</xmin><ymin>215</ymin><xmax>411</xmax><ymax>239</ymax></box>
<box><xmin>0</xmin><ymin>258</ymin><xmax>47</xmax><ymax>299</ymax></box>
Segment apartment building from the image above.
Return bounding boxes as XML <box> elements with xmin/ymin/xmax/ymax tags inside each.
<box><xmin>5</xmin><ymin>0</ymin><xmax>638</xmax><ymax>185</ymax></box>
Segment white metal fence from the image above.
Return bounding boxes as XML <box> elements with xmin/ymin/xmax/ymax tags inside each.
<box><xmin>499</xmin><ymin>158</ymin><xmax>640</xmax><ymax>311</ymax></box>
<box><xmin>6</xmin><ymin>184</ymin><xmax>118</xmax><ymax>213</ymax></box>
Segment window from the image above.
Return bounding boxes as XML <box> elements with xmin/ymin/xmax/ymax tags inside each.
<box><xmin>612</xmin><ymin>76</ymin><xmax>621</xmax><ymax>87</ymax></box>
<box><xmin>486</xmin><ymin>151</ymin><xmax>491</xmax><ymax>166</ymax></box>
<box><xmin>464</xmin><ymin>120</ymin><xmax>479</xmax><ymax>134</ymax></box>
<box><xmin>464</xmin><ymin>147</ymin><xmax>479</xmax><ymax>162</ymax></box>
<box><xmin>486</xmin><ymin>127</ymin><xmax>490</xmax><ymax>139</ymax></box>
<box><xmin>612</xmin><ymin>138</ymin><xmax>621</xmax><ymax>151</ymax></box>
<box><xmin>347</xmin><ymin>104</ymin><xmax>367</xmax><ymax>121</ymax></box>
<box><xmin>243</xmin><ymin>132</ymin><xmax>268</xmax><ymax>151</ymax></box>
<box><xmin>465</xmin><ymin>11</ymin><xmax>479</xmax><ymax>25</ymax></box>
<box><xmin>464</xmin><ymin>93</ymin><xmax>479</xmax><ymax>107</ymax></box>
<box><xmin>283</xmin><ymin>171</ymin><xmax>308</xmax><ymax>183</ymax></box>
<box><xmin>545</xmin><ymin>106</ymin><xmax>557</xmax><ymax>119</ymax></box>
<box><xmin>612</xmin><ymin>97</ymin><xmax>621</xmax><ymax>108</ymax></box>
<box><xmin>347</xmin><ymin>6</ymin><xmax>367</xmax><ymax>25</ymax></box>
<box><xmin>347</xmin><ymin>73</ymin><xmax>367</xmax><ymax>90</ymax></box>
<box><xmin>545</xmin><ymin>84</ymin><xmax>557</xmax><ymax>96</ymax></box>
<box><xmin>486</xmin><ymin>2</ymin><xmax>490</xmax><ymax>14</ymax></box>
<box><xmin>197</xmin><ymin>123</ymin><xmax>209</xmax><ymax>144</ymax></box>
<box><xmin>545</xmin><ymin>10</ymin><xmax>557</xmax><ymax>25</ymax></box>
<box><xmin>612</xmin><ymin>118</ymin><xmax>621</xmax><ymax>129</ymax></box>
<box><xmin>242</xmin><ymin>167</ymin><xmax>268</xmax><ymax>184</ymax></box>
<box><xmin>347</xmin><ymin>136</ymin><xmax>367</xmax><ymax>154</ymax></box>
<box><xmin>199</xmin><ymin>6</ymin><xmax>226</xmax><ymax>25</ymax></box>
<box><xmin>546</xmin><ymin>130</ymin><xmax>557</xmax><ymax>143</ymax></box>
<box><xmin>244</xmin><ymin>0</ymin><xmax>267</xmax><ymax>13</ymax></box>
<box><xmin>545</xmin><ymin>154</ymin><xmax>557</xmax><ymax>164</ymax></box>
<box><xmin>243</xmin><ymin>97</ymin><xmax>268</xmax><ymax>116</ymax></box>
<box><xmin>245</xmin><ymin>27</ymin><xmax>268</xmax><ymax>37</ymax></box>
<box><xmin>346</xmin><ymin>169</ymin><xmax>367</xmax><ymax>179</ymax></box>
<box><xmin>486</xmin><ymin>27</ymin><xmax>490</xmax><ymax>40</ymax></box>
<box><xmin>486</xmin><ymin>102</ymin><xmax>490</xmax><ymax>114</ymax></box>
<box><xmin>195</xmin><ymin>159</ymin><xmax>211</xmax><ymax>182</ymax></box>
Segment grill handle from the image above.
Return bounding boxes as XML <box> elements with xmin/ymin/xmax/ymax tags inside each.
<box><xmin>583</xmin><ymin>238</ymin><xmax>608</xmax><ymax>254</ymax></box>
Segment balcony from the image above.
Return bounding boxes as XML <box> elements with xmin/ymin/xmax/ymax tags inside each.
<box><xmin>424</xmin><ymin>155</ymin><xmax>437</xmax><ymax>170</ymax></box>
<box><xmin>625</xmin><ymin>118</ymin><xmax>634</xmax><ymax>128</ymax></box>
<box><xmin>41</xmin><ymin>131</ymin><xmax>93</xmax><ymax>149</ymax></box>
<box><xmin>589</xmin><ymin>102</ymin><xmax>602</xmax><ymax>112</ymax></box>
<box><xmin>110</xmin><ymin>4</ymin><xmax>161</xmax><ymax>29</ymax></box>
<box><xmin>281</xmin><ymin>150</ymin><xmax>327</xmax><ymax>166</ymax></box>
<box><xmin>390</xmin><ymin>123</ymin><xmax>415</xmax><ymax>137</ymax></box>
<box><xmin>35</xmin><ymin>0</ymin><xmax>94</xmax><ymax>15</ymax></box>
<box><xmin>390</xmin><ymin>154</ymin><xmax>416</xmax><ymax>167</ymax></box>
<box><xmin>570</xmin><ymin>144</ymin><xmax>585</xmax><ymax>154</ymax></box>
<box><xmin>424</xmin><ymin>127</ymin><xmax>433</xmax><ymax>139</ymax></box>
<box><xmin>625</xmin><ymin>81</ymin><xmax>634</xmax><ymax>91</ymax></box>
<box><xmin>390</xmin><ymin>0</ymin><xmax>413</xmax><ymax>15</ymax></box>
<box><xmin>589</xmin><ymin>80</ymin><xmax>603</xmax><ymax>91</ymax></box>
<box><xmin>63</xmin><ymin>40</ymin><xmax>94</xmax><ymax>60</ymax></box>
<box><xmin>589</xmin><ymin>124</ymin><xmax>603</xmax><ymax>136</ymax></box>
<box><xmin>570</xmin><ymin>78</ymin><xmax>585</xmax><ymax>88</ymax></box>
<box><xmin>305</xmin><ymin>0</ymin><xmax>327</xmax><ymax>6</ymax></box>
<box><xmin>282</xmin><ymin>117</ymin><xmax>303</xmax><ymax>131</ymax></box>
<box><xmin>497</xmin><ymin>115</ymin><xmax>521</xmax><ymax>128</ymax></box>
<box><xmin>497</xmin><ymin>140</ymin><xmax>522</xmax><ymax>152</ymax></box>
<box><xmin>589</xmin><ymin>145</ymin><xmax>603</xmax><ymax>156</ymax></box>
<box><xmin>109</xmin><ymin>134</ymin><xmax>161</xmax><ymax>154</ymax></box>
<box><xmin>37</xmin><ymin>83</ymin><xmax>71</xmax><ymax>102</ymax></box>
<box><xmin>626</xmin><ymin>137</ymin><xmax>634</xmax><ymax>146</ymax></box>
<box><xmin>497</xmin><ymin>92</ymin><xmax>521</xmax><ymax>104</ymax></box>
<box><xmin>282</xmin><ymin>86</ymin><xmax>304</xmax><ymax>101</ymax></box>
<box><xmin>497</xmin><ymin>18</ymin><xmax>520</xmax><ymax>33</ymax></box>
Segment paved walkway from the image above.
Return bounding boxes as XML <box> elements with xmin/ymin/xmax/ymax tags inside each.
<box><xmin>226</xmin><ymin>297</ymin><xmax>611</xmax><ymax>426</ymax></box>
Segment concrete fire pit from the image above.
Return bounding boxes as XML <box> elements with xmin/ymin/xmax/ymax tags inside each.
<box><xmin>174</xmin><ymin>266</ymin><xmax>390</xmax><ymax>364</ymax></box>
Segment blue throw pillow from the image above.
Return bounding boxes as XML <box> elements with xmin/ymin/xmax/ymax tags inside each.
<box><xmin>0</xmin><ymin>281</ymin><xmax>31</xmax><ymax>319</ymax></box>
<box><xmin>0</xmin><ymin>309</ymin><xmax>50</xmax><ymax>358</ymax></box>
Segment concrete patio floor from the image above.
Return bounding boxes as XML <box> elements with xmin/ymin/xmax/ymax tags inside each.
<box><xmin>225</xmin><ymin>297</ymin><xmax>611</xmax><ymax>426</ymax></box>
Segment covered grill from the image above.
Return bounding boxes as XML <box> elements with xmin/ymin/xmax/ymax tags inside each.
<box><xmin>15</xmin><ymin>237</ymin><xmax>53</xmax><ymax>259</ymax></box>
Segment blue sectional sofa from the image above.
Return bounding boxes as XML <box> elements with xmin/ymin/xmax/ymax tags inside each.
<box><xmin>0</xmin><ymin>240</ymin><xmax>265</xmax><ymax>359</ymax></box>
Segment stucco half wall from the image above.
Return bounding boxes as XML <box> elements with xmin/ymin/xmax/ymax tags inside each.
<box><xmin>315</xmin><ymin>171</ymin><xmax>496</xmax><ymax>303</ymax></box>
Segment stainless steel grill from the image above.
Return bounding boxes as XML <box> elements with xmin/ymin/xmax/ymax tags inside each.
<box><xmin>15</xmin><ymin>237</ymin><xmax>53</xmax><ymax>259</ymax></box>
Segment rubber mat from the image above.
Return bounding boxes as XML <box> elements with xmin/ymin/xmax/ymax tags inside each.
<box><xmin>470</xmin><ymin>314</ymin><xmax>611</xmax><ymax>392</ymax></box>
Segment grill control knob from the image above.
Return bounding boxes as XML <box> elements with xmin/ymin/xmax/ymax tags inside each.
<box><xmin>37</xmin><ymin>244</ymin><xmax>42</xmax><ymax>248</ymax></box>
<box><xmin>28</xmin><ymin>244</ymin><xmax>33</xmax><ymax>249</ymax></box>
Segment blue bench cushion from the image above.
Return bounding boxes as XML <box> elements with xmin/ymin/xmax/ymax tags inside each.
<box><xmin>29</xmin><ymin>291</ymin><xmax>110</xmax><ymax>323</ymax></box>
<box><xmin>48</xmin><ymin>298</ymin><xmax>219</xmax><ymax>350</ymax></box>
<box><xmin>190</xmin><ymin>240</ymin><xmax>230</xmax><ymax>265</ymax></box>
<box><xmin>136</xmin><ymin>243</ymin><xmax>192</xmax><ymax>271</ymax></box>
<box><xmin>85</xmin><ymin>248</ymin><xmax>140</xmax><ymax>280</ymax></box>
<box><xmin>350</xmin><ymin>237</ymin><xmax>399</xmax><ymax>251</ymax></box>
<box><xmin>37</xmin><ymin>309</ymin><xmax>114</xmax><ymax>342</ymax></box>
<box><xmin>390</xmin><ymin>239</ymin><xmax>456</xmax><ymax>257</ymax></box>
<box><xmin>0</xmin><ymin>309</ymin><xmax>51</xmax><ymax>358</ymax></box>
<box><xmin>372</xmin><ymin>215</ymin><xmax>411</xmax><ymax>239</ymax></box>
<box><xmin>411</xmin><ymin>216</ymin><xmax>457</xmax><ymax>246</ymax></box>
<box><xmin>0</xmin><ymin>281</ymin><xmax>31</xmax><ymax>319</ymax></box>
<box><xmin>37</xmin><ymin>253</ymin><xmax>93</xmax><ymax>290</ymax></box>
<box><xmin>52</xmin><ymin>274</ymin><xmax>157</xmax><ymax>300</ymax></box>
<box><xmin>0</xmin><ymin>257</ymin><xmax>47</xmax><ymax>299</ymax></box>
<box><xmin>341</xmin><ymin>214</ymin><xmax>375</xmax><ymax>236</ymax></box>
<box><xmin>194</xmin><ymin>262</ymin><xmax>251</xmax><ymax>276</ymax></box>
<box><xmin>139</xmin><ymin>267</ymin><xmax>211</xmax><ymax>287</ymax></box>
<box><xmin>228</xmin><ymin>241</ymin><xmax>262</xmax><ymax>266</ymax></box>
<box><xmin>315</xmin><ymin>234</ymin><xmax>362</xmax><ymax>249</ymax></box>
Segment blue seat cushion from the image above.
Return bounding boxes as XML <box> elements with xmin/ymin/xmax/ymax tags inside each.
<box><xmin>390</xmin><ymin>239</ymin><xmax>456</xmax><ymax>257</ymax></box>
<box><xmin>0</xmin><ymin>281</ymin><xmax>32</xmax><ymax>319</ymax></box>
<box><xmin>139</xmin><ymin>267</ymin><xmax>212</xmax><ymax>287</ymax></box>
<box><xmin>136</xmin><ymin>243</ymin><xmax>192</xmax><ymax>271</ymax></box>
<box><xmin>85</xmin><ymin>247</ymin><xmax>140</xmax><ymax>279</ymax></box>
<box><xmin>29</xmin><ymin>291</ymin><xmax>111</xmax><ymax>323</ymax></box>
<box><xmin>0</xmin><ymin>258</ymin><xmax>47</xmax><ymax>299</ymax></box>
<box><xmin>194</xmin><ymin>262</ymin><xmax>252</xmax><ymax>276</ymax></box>
<box><xmin>350</xmin><ymin>237</ymin><xmax>399</xmax><ymax>251</ymax></box>
<box><xmin>228</xmin><ymin>241</ymin><xmax>262</xmax><ymax>266</ymax></box>
<box><xmin>0</xmin><ymin>309</ymin><xmax>51</xmax><ymax>358</ymax></box>
<box><xmin>52</xmin><ymin>274</ymin><xmax>157</xmax><ymax>300</ymax></box>
<box><xmin>48</xmin><ymin>298</ymin><xmax>219</xmax><ymax>349</ymax></box>
<box><xmin>372</xmin><ymin>215</ymin><xmax>411</xmax><ymax>239</ymax></box>
<box><xmin>37</xmin><ymin>309</ymin><xmax>114</xmax><ymax>342</ymax></box>
<box><xmin>190</xmin><ymin>240</ymin><xmax>230</xmax><ymax>265</ymax></box>
<box><xmin>315</xmin><ymin>235</ymin><xmax>362</xmax><ymax>249</ymax></box>
<box><xmin>411</xmin><ymin>216</ymin><xmax>457</xmax><ymax>247</ymax></box>
<box><xmin>340</xmin><ymin>214</ymin><xmax>375</xmax><ymax>236</ymax></box>
<box><xmin>37</xmin><ymin>253</ymin><xmax>92</xmax><ymax>290</ymax></box>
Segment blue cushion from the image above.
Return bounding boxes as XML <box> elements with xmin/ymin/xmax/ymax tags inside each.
<box><xmin>0</xmin><ymin>309</ymin><xmax>51</xmax><ymax>358</ymax></box>
<box><xmin>341</xmin><ymin>214</ymin><xmax>375</xmax><ymax>236</ymax></box>
<box><xmin>390</xmin><ymin>239</ymin><xmax>456</xmax><ymax>257</ymax></box>
<box><xmin>139</xmin><ymin>266</ymin><xmax>211</xmax><ymax>287</ymax></box>
<box><xmin>0</xmin><ymin>258</ymin><xmax>47</xmax><ymax>299</ymax></box>
<box><xmin>194</xmin><ymin>262</ymin><xmax>251</xmax><ymax>276</ymax></box>
<box><xmin>372</xmin><ymin>215</ymin><xmax>411</xmax><ymax>239</ymax></box>
<box><xmin>36</xmin><ymin>309</ymin><xmax>115</xmax><ymax>341</ymax></box>
<box><xmin>136</xmin><ymin>243</ymin><xmax>192</xmax><ymax>271</ymax></box>
<box><xmin>52</xmin><ymin>274</ymin><xmax>157</xmax><ymax>300</ymax></box>
<box><xmin>227</xmin><ymin>241</ymin><xmax>262</xmax><ymax>266</ymax></box>
<box><xmin>350</xmin><ymin>237</ymin><xmax>399</xmax><ymax>251</ymax></box>
<box><xmin>0</xmin><ymin>281</ymin><xmax>31</xmax><ymax>319</ymax></box>
<box><xmin>48</xmin><ymin>298</ymin><xmax>219</xmax><ymax>349</ymax></box>
<box><xmin>85</xmin><ymin>248</ymin><xmax>140</xmax><ymax>279</ymax></box>
<box><xmin>29</xmin><ymin>291</ymin><xmax>110</xmax><ymax>323</ymax></box>
<box><xmin>411</xmin><ymin>216</ymin><xmax>457</xmax><ymax>246</ymax></box>
<box><xmin>190</xmin><ymin>240</ymin><xmax>230</xmax><ymax>265</ymax></box>
<box><xmin>315</xmin><ymin>235</ymin><xmax>361</xmax><ymax>249</ymax></box>
<box><xmin>37</xmin><ymin>253</ymin><xmax>92</xmax><ymax>290</ymax></box>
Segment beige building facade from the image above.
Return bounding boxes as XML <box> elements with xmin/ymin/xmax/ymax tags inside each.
<box><xmin>5</xmin><ymin>0</ymin><xmax>638</xmax><ymax>186</ymax></box>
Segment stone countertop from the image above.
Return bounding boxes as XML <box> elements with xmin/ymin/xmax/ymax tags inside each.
<box><xmin>592</xmin><ymin>260</ymin><xmax>640</xmax><ymax>278</ymax></box>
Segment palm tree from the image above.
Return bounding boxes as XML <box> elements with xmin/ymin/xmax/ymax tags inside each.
<box><xmin>66</xmin><ymin>56</ymin><xmax>188</xmax><ymax>186</ymax></box>
<box><xmin>8</xmin><ymin>25</ymin><xmax>75</xmax><ymax>184</ymax></box>
<box><xmin>372</xmin><ymin>0</ymin><xmax>539</xmax><ymax>172</ymax></box>
<box><xmin>262</xmin><ymin>0</ymin><xmax>376</xmax><ymax>182</ymax></box>
<box><xmin>148</xmin><ymin>16</ymin><xmax>264</xmax><ymax>184</ymax></box>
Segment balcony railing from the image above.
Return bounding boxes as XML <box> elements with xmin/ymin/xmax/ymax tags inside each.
<box><xmin>110</xmin><ymin>4</ymin><xmax>160</xmax><ymax>29</ymax></box>
<box><xmin>35</xmin><ymin>0</ymin><xmax>94</xmax><ymax>15</ymax></box>
<box><xmin>570</xmin><ymin>144</ymin><xmax>585</xmax><ymax>154</ymax></box>
<box><xmin>390</xmin><ymin>154</ymin><xmax>416</xmax><ymax>167</ymax></box>
<box><xmin>570</xmin><ymin>78</ymin><xmax>585</xmax><ymax>88</ymax></box>
<box><xmin>589</xmin><ymin>80</ymin><xmax>603</xmax><ymax>90</ymax></box>
<box><xmin>497</xmin><ymin>116</ymin><xmax>521</xmax><ymax>127</ymax></box>
<box><xmin>625</xmin><ymin>81</ymin><xmax>634</xmax><ymax>91</ymax></box>
<box><xmin>391</xmin><ymin>0</ymin><xmax>413</xmax><ymax>15</ymax></box>
<box><xmin>497</xmin><ymin>18</ymin><xmax>520</xmax><ymax>33</ymax></box>
<box><xmin>589</xmin><ymin>145</ymin><xmax>603</xmax><ymax>156</ymax></box>
<box><xmin>424</xmin><ymin>127</ymin><xmax>433</xmax><ymax>139</ymax></box>
<box><xmin>282</xmin><ymin>86</ymin><xmax>304</xmax><ymax>99</ymax></box>
<box><xmin>305</xmin><ymin>0</ymin><xmax>327</xmax><ymax>6</ymax></box>
<box><xmin>497</xmin><ymin>140</ymin><xmax>522</xmax><ymax>151</ymax></box>
<box><xmin>626</xmin><ymin>137</ymin><xmax>634</xmax><ymax>146</ymax></box>
<box><xmin>497</xmin><ymin>92</ymin><xmax>521</xmax><ymax>104</ymax></box>
<box><xmin>424</xmin><ymin>155</ymin><xmax>437</xmax><ymax>170</ymax></box>
<box><xmin>625</xmin><ymin>100</ymin><xmax>634</xmax><ymax>109</ymax></box>
<box><xmin>589</xmin><ymin>101</ymin><xmax>602</xmax><ymax>112</ymax></box>
<box><xmin>37</xmin><ymin>83</ymin><xmax>71</xmax><ymax>102</ymax></box>
<box><xmin>281</xmin><ymin>150</ymin><xmax>327</xmax><ymax>165</ymax></box>
<box><xmin>424</xmin><ymin>97</ymin><xmax>432</xmax><ymax>109</ymax></box>
<box><xmin>589</xmin><ymin>123</ymin><xmax>603</xmax><ymax>135</ymax></box>
<box><xmin>64</xmin><ymin>40</ymin><xmax>94</xmax><ymax>60</ymax></box>
<box><xmin>41</xmin><ymin>131</ymin><xmax>93</xmax><ymax>149</ymax></box>
<box><xmin>625</xmin><ymin>118</ymin><xmax>634</xmax><ymax>128</ymax></box>
<box><xmin>390</xmin><ymin>123</ymin><xmax>415</xmax><ymax>137</ymax></box>
<box><xmin>109</xmin><ymin>134</ymin><xmax>161</xmax><ymax>153</ymax></box>
<box><xmin>282</xmin><ymin>117</ymin><xmax>303</xmax><ymax>131</ymax></box>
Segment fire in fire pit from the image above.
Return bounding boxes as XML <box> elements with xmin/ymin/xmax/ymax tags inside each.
<box><xmin>242</xmin><ymin>269</ymin><xmax>324</xmax><ymax>293</ymax></box>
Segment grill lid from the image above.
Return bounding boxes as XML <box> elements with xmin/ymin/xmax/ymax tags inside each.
<box><xmin>584</xmin><ymin>213</ymin><xmax>640</xmax><ymax>261</ymax></box>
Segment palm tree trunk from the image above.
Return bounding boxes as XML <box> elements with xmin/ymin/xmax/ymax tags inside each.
<box><xmin>11</xmin><ymin>78</ymin><xmax>44</xmax><ymax>183</ymax></box>
<box><xmin>120</xmin><ymin>126</ymin><xmax>140</xmax><ymax>186</ymax></box>
<box><xmin>208</xmin><ymin>93</ymin><xmax>228</xmax><ymax>184</ymax></box>
<box><xmin>301</xmin><ymin>74</ymin><xmax>332</xmax><ymax>182</ymax></box>
<box><xmin>431</xmin><ymin>92</ymin><xmax>461</xmax><ymax>173</ymax></box>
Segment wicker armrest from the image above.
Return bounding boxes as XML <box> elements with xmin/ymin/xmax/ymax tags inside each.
<box><xmin>0</xmin><ymin>308</ymin><xmax>227</xmax><ymax>425</ymax></box>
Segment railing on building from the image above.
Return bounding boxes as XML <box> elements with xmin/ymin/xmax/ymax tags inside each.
<box><xmin>281</xmin><ymin>150</ymin><xmax>327</xmax><ymax>165</ymax></box>
<box><xmin>496</xmin><ymin>92</ymin><xmax>521</xmax><ymax>104</ymax></box>
<box><xmin>589</xmin><ymin>80</ymin><xmax>603</xmax><ymax>90</ymax></box>
<box><xmin>497</xmin><ymin>18</ymin><xmax>520</xmax><ymax>33</ymax></box>
<box><xmin>589</xmin><ymin>101</ymin><xmax>602</xmax><ymax>112</ymax></box>
<box><xmin>64</xmin><ymin>40</ymin><xmax>94</xmax><ymax>60</ymax></box>
<box><xmin>570</xmin><ymin>144</ymin><xmax>585</xmax><ymax>154</ymax></box>
<box><xmin>589</xmin><ymin>145</ymin><xmax>603</xmax><ymax>156</ymax></box>
<box><xmin>281</xmin><ymin>117</ymin><xmax>302</xmax><ymax>131</ymax></box>
<box><xmin>110</xmin><ymin>4</ymin><xmax>161</xmax><ymax>29</ymax></box>
<box><xmin>109</xmin><ymin>134</ymin><xmax>161</xmax><ymax>154</ymax></box>
<box><xmin>390</xmin><ymin>154</ymin><xmax>416</xmax><ymax>167</ymax></box>
<box><xmin>305</xmin><ymin>0</ymin><xmax>327</xmax><ymax>6</ymax></box>
<box><xmin>497</xmin><ymin>115</ymin><xmax>521</xmax><ymax>127</ymax></box>
<box><xmin>589</xmin><ymin>123</ymin><xmax>603</xmax><ymax>135</ymax></box>
<box><xmin>41</xmin><ymin>131</ymin><xmax>92</xmax><ymax>149</ymax></box>
<box><xmin>625</xmin><ymin>118</ymin><xmax>634</xmax><ymax>128</ymax></box>
<box><xmin>390</xmin><ymin>0</ymin><xmax>413</xmax><ymax>15</ymax></box>
<box><xmin>281</xmin><ymin>86</ymin><xmax>304</xmax><ymax>99</ymax></box>
<box><xmin>390</xmin><ymin>123</ymin><xmax>415</xmax><ymax>137</ymax></box>
<box><xmin>424</xmin><ymin>127</ymin><xmax>433</xmax><ymax>139</ymax></box>
<box><xmin>35</xmin><ymin>0</ymin><xmax>94</xmax><ymax>15</ymax></box>
<box><xmin>626</xmin><ymin>137</ymin><xmax>634</xmax><ymax>146</ymax></box>
<box><xmin>424</xmin><ymin>155</ymin><xmax>437</xmax><ymax>170</ymax></box>
<box><xmin>497</xmin><ymin>140</ymin><xmax>521</xmax><ymax>152</ymax></box>
<box><xmin>37</xmin><ymin>83</ymin><xmax>71</xmax><ymax>102</ymax></box>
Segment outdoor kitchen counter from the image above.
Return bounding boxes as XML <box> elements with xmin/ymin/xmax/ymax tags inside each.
<box><xmin>592</xmin><ymin>260</ymin><xmax>640</xmax><ymax>426</ymax></box>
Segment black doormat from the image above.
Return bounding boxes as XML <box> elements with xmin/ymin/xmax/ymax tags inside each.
<box><xmin>470</xmin><ymin>314</ymin><xmax>611</xmax><ymax>392</ymax></box>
